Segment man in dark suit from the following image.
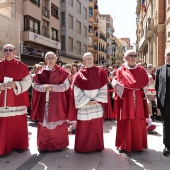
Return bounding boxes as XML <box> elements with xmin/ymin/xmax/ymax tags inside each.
<box><xmin>155</xmin><ymin>48</ymin><xmax>170</xmax><ymax>156</ymax></box>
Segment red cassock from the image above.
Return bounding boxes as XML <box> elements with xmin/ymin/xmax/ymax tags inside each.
<box><xmin>31</xmin><ymin>65</ymin><xmax>70</xmax><ymax>151</ymax></box>
<box><xmin>0</xmin><ymin>59</ymin><xmax>30</xmax><ymax>155</ymax></box>
<box><xmin>113</xmin><ymin>64</ymin><xmax>149</xmax><ymax>152</ymax></box>
<box><xmin>73</xmin><ymin>66</ymin><xmax>108</xmax><ymax>152</ymax></box>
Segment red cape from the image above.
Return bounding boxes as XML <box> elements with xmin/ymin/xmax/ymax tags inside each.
<box><xmin>30</xmin><ymin>65</ymin><xmax>70</xmax><ymax>122</ymax></box>
<box><xmin>72</xmin><ymin>66</ymin><xmax>113</xmax><ymax>119</ymax></box>
<box><xmin>0</xmin><ymin>59</ymin><xmax>29</xmax><ymax>107</ymax></box>
<box><xmin>114</xmin><ymin>64</ymin><xmax>149</xmax><ymax>119</ymax></box>
<box><xmin>73</xmin><ymin>66</ymin><xmax>108</xmax><ymax>90</ymax></box>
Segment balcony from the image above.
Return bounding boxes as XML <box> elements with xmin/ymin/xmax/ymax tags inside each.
<box><xmin>51</xmin><ymin>36</ymin><xmax>59</xmax><ymax>42</ymax></box>
<box><xmin>23</xmin><ymin>31</ymin><xmax>61</xmax><ymax>49</ymax></box>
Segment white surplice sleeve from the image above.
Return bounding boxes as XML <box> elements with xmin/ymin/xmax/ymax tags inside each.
<box><xmin>14</xmin><ymin>74</ymin><xmax>32</xmax><ymax>95</ymax></box>
<box><xmin>111</xmin><ymin>76</ymin><xmax>124</xmax><ymax>98</ymax></box>
<box><xmin>32</xmin><ymin>78</ymin><xmax>70</xmax><ymax>92</ymax></box>
<box><xmin>74</xmin><ymin>85</ymin><xmax>90</xmax><ymax>109</ymax></box>
<box><xmin>94</xmin><ymin>84</ymin><xmax>108</xmax><ymax>103</ymax></box>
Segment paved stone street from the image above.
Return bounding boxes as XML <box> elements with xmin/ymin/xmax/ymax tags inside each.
<box><xmin>0</xmin><ymin>117</ymin><xmax>170</xmax><ymax>170</ymax></box>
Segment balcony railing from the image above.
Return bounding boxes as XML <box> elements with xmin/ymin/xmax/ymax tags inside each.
<box><xmin>43</xmin><ymin>33</ymin><xmax>50</xmax><ymax>38</ymax></box>
<box><xmin>24</xmin><ymin>27</ymin><xmax>40</xmax><ymax>34</ymax></box>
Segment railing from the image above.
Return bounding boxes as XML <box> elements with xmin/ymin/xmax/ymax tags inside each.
<box><xmin>43</xmin><ymin>33</ymin><xmax>50</xmax><ymax>38</ymax></box>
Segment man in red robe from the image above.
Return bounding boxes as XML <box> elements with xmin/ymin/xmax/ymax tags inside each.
<box><xmin>0</xmin><ymin>44</ymin><xmax>31</xmax><ymax>155</ymax></box>
<box><xmin>112</xmin><ymin>49</ymin><xmax>149</xmax><ymax>153</ymax></box>
<box><xmin>31</xmin><ymin>51</ymin><xmax>70</xmax><ymax>153</ymax></box>
<box><xmin>72</xmin><ymin>52</ymin><xmax>108</xmax><ymax>153</ymax></box>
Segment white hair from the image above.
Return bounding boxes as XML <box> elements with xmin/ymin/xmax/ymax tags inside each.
<box><xmin>45</xmin><ymin>51</ymin><xmax>57</xmax><ymax>59</ymax></box>
<box><xmin>165</xmin><ymin>48</ymin><xmax>170</xmax><ymax>56</ymax></box>
<box><xmin>3</xmin><ymin>44</ymin><xmax>16</xmax><ymax>50</ymax></box>
<box><xmin>83</xmin><ymin>52</ymin><xmax>93</xmax><ymax>60</ymax></box>
<box><xmin>124</xmin><ymin>49</ymin><xmax>136</xmax><ymax>57</ymax></box>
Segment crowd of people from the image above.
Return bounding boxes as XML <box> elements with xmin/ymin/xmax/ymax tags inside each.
<box><xmin>0</xmin><ymin>44</ymin><xmax>170</xmax><ymax>157</ymax></box>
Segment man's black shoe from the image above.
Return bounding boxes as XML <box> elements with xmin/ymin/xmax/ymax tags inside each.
<box><xmin>16</xmin><ymin>149</ymin><xmax>25</xmax><ymax>153</ymax></box>
<box><xmin>163</xmin><ymin>147</ymin><xmax>170</xmax><ymax>156</ymax></box>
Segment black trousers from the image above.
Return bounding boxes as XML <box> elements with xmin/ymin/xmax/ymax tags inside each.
<box><xmin>160</xmin><ymin>101</ymin><xmax>170</xmax><ymax>149</ymax></box>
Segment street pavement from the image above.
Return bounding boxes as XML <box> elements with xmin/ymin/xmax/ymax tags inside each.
<box><xmin>0</xmin><ymin>117</ymin><xmax>170</xmax><ymax>170</ymax></box>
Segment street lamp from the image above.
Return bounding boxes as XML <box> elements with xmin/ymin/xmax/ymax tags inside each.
<box><xmin>111</xmin><ymin>40</ymin><xmax>117</xmax><ymax>65</ymax></box>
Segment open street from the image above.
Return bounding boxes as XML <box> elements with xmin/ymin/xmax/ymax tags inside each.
<box><xmin>0</xmin><ymin>118</ymin><xmax>170</xmax><ymax>170</ymax></box>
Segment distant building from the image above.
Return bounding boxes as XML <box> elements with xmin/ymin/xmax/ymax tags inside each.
<box><xmin>60</xmin><ymin>0</ymin><xmax>88</xmax><ymax>64</ymax></box>
<box><xmin>0</xmin><ymin>0</ymin><xmax>61</xmax><ymax>65</ymax></box>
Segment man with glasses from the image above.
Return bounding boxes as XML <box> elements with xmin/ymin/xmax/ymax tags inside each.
<box><xmin>155</xmin><ymin>48</ymin><xmax>170</xmax><ymax>156</ymax></box>
<box><xmin>112</xmin><ymin>49</ymin><xmax>149</xmax><ymax>153</ymax></box>
<box><xmin>0</xmin><ymin>44</ymin><xmax>31</xmax><ymax>155</ymax></box>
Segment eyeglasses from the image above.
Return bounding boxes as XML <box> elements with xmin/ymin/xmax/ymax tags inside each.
<box><xmin>3</xmin><ymin>49</ymin><xmax>14</xmax><ymax>52</ymax></box>
<box><xmin>128</xmin><ymin>54</ymin><xmax>137</xmax><ymax>58</ymax></box>
<box><xmin>46</xmin><ymin>57</ymin><xmax>55</xmax><ymax>60</ymax></box>
<box><xmin>147</xmin><ymin>67</ymin><xmax>152</xmax><ymax>69</ymax></box>
<box><xmin>167</xmin><ymin>53</ymin><xmax>170</xmax><ymax>57</ymax></box>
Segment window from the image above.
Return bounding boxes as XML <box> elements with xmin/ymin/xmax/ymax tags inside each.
<box><xmin>76</xmin><ymin>21</ymin><xmax>81</xmax><ymax>34</ymax></box>
<box><xmin>89</xmin><ymin>7</ymin><xmax>93</xmax><ymax>17</ymax></box>
<box><xmin>88</xmin><ymin>23</ymin><xmax>92</xmax><ymax>33</ymax></box>
<box><xmin>51</xmin><ymin>28</ymin><xmax>58</xmax><ymax>41</ymax></box>
<box><xmin>31</xmin><ymin>0</ymin><xmax>40</xmax><ymax>7</ymax></box>
<box><xmin>76</xmin><ymin>0</ymin><xmax>81</xmax><ymax>14</ymax></box>
<box><xmin>83</xmin><ymin>26</ymin><xmax>87</xmax><ymax>37</ymax></box>
<box><xmin>42</xmin><ymin>6</ymin><xmax>49</xmax><ymax>18</ymax></box>
<box><xmin>24</xmin><ymin>16</ymin><xmax>40</xmax><ymax>34</ymax></box>
<box><xmin>76</xmin><ymin>41</ymin><xmax>81</xmax><ymax>54</ymax></box>
<box><xmin>51</xmin><ymin>3</ymin><xmax>59</xmax><ymax>19</ymax></box>
<box><xmin>61</xmin><ymin>12</ymin><xmax>65</xmax><ymax>25</ymax></box>
<box><xmin>68</xmin><ymin>14</ymin><xmax>73</xmax><ymax>29</ymax></box>
<box><xmin>61</xmin><ymin>36</ymin><xmax>65</xmax><ymax>50</ymax></box>
<box><xmin>68</xmin><ymin>37</ymin><xmax>73</xmax><ymax>51</ymax></box>
<box><xmin>42</xmin><ymin>20</ymin><xmax>49</xmax><ymax>38</ymax></box>
<box><xmin>89</xmin><ymin>37</ymin><xmax>92</xmax><ymax>46</ymax></box>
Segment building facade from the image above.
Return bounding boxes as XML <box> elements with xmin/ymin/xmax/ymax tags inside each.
<box><xmin>136</xmin><ymin>0</ymin><xmax>166</xmax><ymax>66</ymax></box>
<box><xmin>60</xmin><ymin>0</ymin><xmax>88</xmax><ymax>64</ymax></box>
<box><xmin>0</xmin><ymin>0</ymin><xmax>61</xmax><ymax>66</ymax></box>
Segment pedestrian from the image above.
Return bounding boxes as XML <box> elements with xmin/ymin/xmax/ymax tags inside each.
<box><xmin>112</xmin><ymin>49</ymin><xmax>149</xmax><ymax>153</ymax></box>
<box><xmin>155</xmin><ymin>48</ymin><xmax>170</xmax><ymax>156</ymax></box>
<box><xmin>72</xmin><ymin>52</ymin><xmax>108</xmax><ymax>153</ymax></box>
<box><xmin>31</xmin><ymin>51</ymin><xmax>70</xmax><ymax>153</ymax></box>
<box><xmin>0</xmin><ymin>44</ymin><xmax>31</xmax><ymax>155</ymax></box>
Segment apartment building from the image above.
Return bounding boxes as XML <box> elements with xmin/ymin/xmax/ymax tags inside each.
<box><xmin>0</xmin><ymin>0</ymin><xmax>61</xmax><ymax>65</ymax></box>
<box><xmin>88</xmin><ymin>0</ymin><xmax>107</xmax><ymax>65</ymax></box>
<box><xmin>136</xmin><ymin>0</ymin><xmax>166</xmax><ymax>66</ymax></box>
<box><xmin>100</xmin><ymin>14</ymin><xmax>114</xmax><ymax>65</ymax></box>
<box><xmin>60</xmin><ymin>0</ymin><xmax>88</xmax><ymax>64</ymax></box>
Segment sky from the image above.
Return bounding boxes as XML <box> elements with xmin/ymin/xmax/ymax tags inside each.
<box><xmin>98</xmin><ymin>0</ymin><xmax>137</xmax><ymax>44</ymax></box>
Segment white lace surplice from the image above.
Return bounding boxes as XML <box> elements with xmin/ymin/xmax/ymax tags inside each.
<box><xmin>33</xmin><ymin>74</ymin><xmax>70</xmax><ymax>129</ymax></box>
<box><xmin>74</xmin><ymin>84</ymin><xmax>108</xmax><ymax>121</ymax></box>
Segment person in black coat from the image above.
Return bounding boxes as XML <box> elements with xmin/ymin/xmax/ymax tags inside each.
<box><xmin>155</xmin><ymin>48</ymin><xmax>170</xmax><ymax>156</ymax></box>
